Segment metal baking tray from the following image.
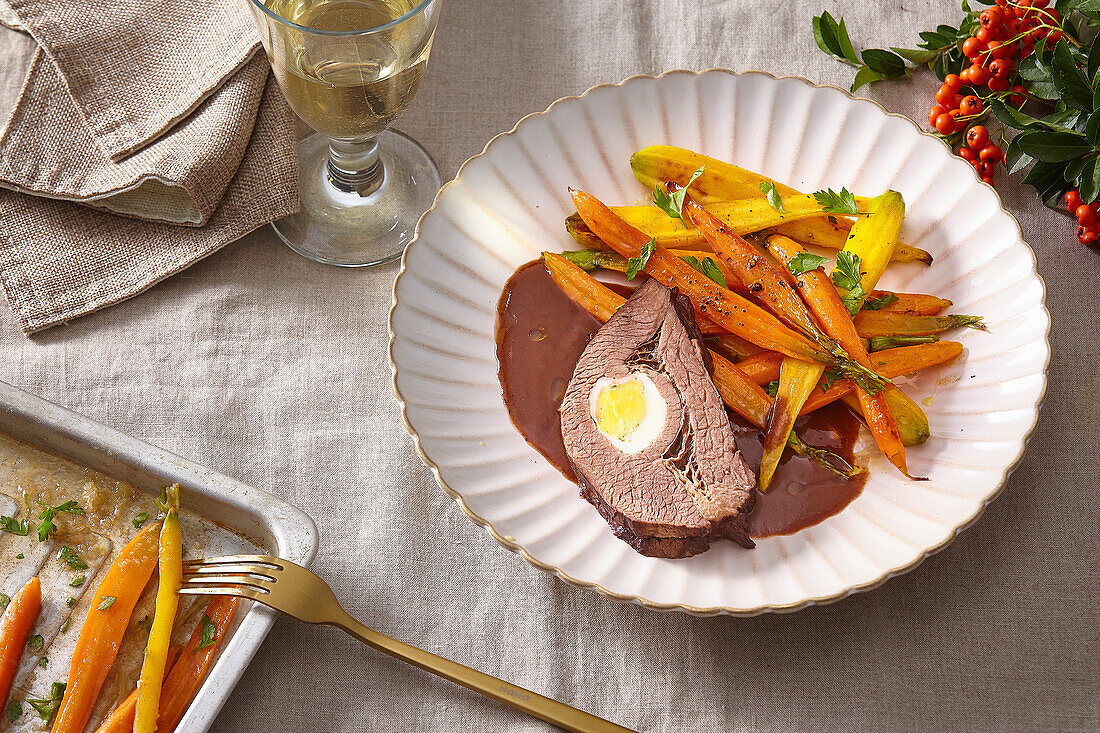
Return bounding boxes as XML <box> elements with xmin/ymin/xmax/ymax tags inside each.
<box><xmin>0</xmin><ymin>379</ymin><xmax>318</xmax><ymax>732</ymax></box>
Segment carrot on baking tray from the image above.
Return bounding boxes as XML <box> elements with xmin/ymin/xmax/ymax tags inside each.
<box><xmin>0</xmin><ymin>576</ymin><xmax>42</xmax><ymax>703</ymax></box>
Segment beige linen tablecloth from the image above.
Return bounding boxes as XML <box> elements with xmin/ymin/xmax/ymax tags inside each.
<box><xmin>1</xmin><ymin>1</ymin><xmax>1096</xmax><ymax>731</ymax></box>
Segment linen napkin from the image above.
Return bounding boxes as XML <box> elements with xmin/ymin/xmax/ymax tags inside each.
<box><xmin>0</xmin><ymin>0</ymin><xmax>300</xmax><ymax>335</ymax></box>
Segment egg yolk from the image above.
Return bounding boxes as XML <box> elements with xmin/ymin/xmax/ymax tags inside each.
<box><xmin>594</xmin><ymin>378</ymin><xmax>648</xmax><ymax>441</ymax></box>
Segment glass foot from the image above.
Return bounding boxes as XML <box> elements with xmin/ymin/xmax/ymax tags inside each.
<box><xmin>271</xmin><ymin>129</ymin><xmax>442</xmax><ymax>268</ymax></box>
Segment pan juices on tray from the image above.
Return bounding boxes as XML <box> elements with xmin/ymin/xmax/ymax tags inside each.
<box><xmin>495</xmin><ymin>146</ymin><xmax>981</xmax><ymax>558</ymax></box>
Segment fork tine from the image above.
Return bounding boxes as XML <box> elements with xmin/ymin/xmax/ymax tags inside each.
<box><xmin>182</xmin><ymin>563</ymin><xmax>279</xmax><ymax>579</ymax></box>
<box><xmin>178</xmin><ymin>585</ymin><xmax>268</xmax><ymax>601</ymax></box>
<box><xmin>182</xmin><ymin>574</ymin><xmax>273</xmax><ymax>593</ymax></box>
<box><xmin>182</xmin><ymin>554</ymin><xmax>282</xmax><ymax>569</ymax></box>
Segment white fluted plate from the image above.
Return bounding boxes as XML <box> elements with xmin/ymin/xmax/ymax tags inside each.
<box><xmin>389</xmin><ymin>70</ymin><xmax>1050</xmax><ymax>616</ymax></box>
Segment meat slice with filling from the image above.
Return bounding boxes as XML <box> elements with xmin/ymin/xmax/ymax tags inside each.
<box><xmin>559</xmin><ymin>278</ymin><xmax>756</xmax><ymax>558</ymax></box>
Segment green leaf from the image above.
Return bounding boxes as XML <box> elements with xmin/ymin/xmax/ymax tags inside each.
<box><xmin>760</xmin><ymin>181</ymin><xmax>786</xmax><ymax>213</ymax></box>
<box><xmin>680</xmin><ymin>256</ymin><xmax>728</xmax><ymax>288</ymax></box>
<box><xmin>58</xmin><ymin>547</ymin><xmax>87</xmax><ymax>571</ymax></box>
<box><xmin>27</xmin><ymin>634</ymin><xmax>43</xmax><ymax>653</ymax></box>
<box><xmin>1052</xmin><ymin>39</ymin><xmax>1094</xmax><ymax>111</ymax></box>
<box><xmin>812</xmin><ymin>187</ymin><xmax>860</xmax><ymax>215</ymax></box>
<box><xmin>0</xmin><ymin>594</ymin><xmax>8</xmax><ymax>610</ymax></box>
<box><xmin>863</xmin><ymin>293</ymin><xmax>899</xmax><ymax>311</ymax></box>
<box><xmin>1078</xmin><ymin>158</ymin><xmax>1100</xmax><ymax>203</ymax></box>
<box><xmin>831</xmin><ymin>251</ymin><xmax>867</xmax><ymax>317</ymax></box>
<box><xmin>1004</xmin><ymin>136</ymin><xmax>1035</xmax><ymax>175</ymax></box>
<box><xmin>625</xmin><ymin>239</ymin><xmax>655</xmax><ymax>281</ymax></box>
<box><xmin>1089</xmin><ymin>29</ymin><xmax>1100</xmax><ymax>84</ymax></box>
<box><xmin>1016</xmin><ymin>131</ymin><xmax>1094</xmax><ymax>162</ymax></box>
<box><xmin>918</xmin><ymin>30</ymin><xmax>950</xmax><ymax>48</ymax></box>
<box><xmin>987</xmin><ymin>97</ymin><xmax>1040</xmax><ymax>131</ymax></box>
<box><xmin>851</xmin><ymin>65</ymin><xmax>883</xmax><ymax>92</ymax></box>
<box><xmin>835</xmin><ymin>17</ymin><xmax>862</xmax><ymax>65</ymax></box>
<box><xmin>98</xmin><ymin>596</ymin><xmax>117</xmax><ymax>611</ymax></box>
<box><xmin>1018</xmin><ymin>54</ymin><xmax>1052</xmax><ymax>82</ymax></box>
<box><xmin>787</xmin><ymin>252</ymin><xmax>829</xmax><ymax>275</ymax></box>
<box><xmin>132</xmin><ymin>511</ymin><xmax>150</xmax><ymax>529</ymax></box>
<box><xmin>36</xmin><ymin>500</ymin><xmax>84</xmax><ymax>543</ymax></box>
<box><xmin>861</xmin><ymin>48</ymin><xmax>907</xmax><ymax>77</ymax></box>
<box><xmin>198</xmin><ymin>614</ymin><xmax>218</xmax><ymax>649</ymax></box>
<box><xmin>812</xmin><ymin>12</ymin><xmax>844</xmax><ymax>60</ymax></box>
<box><xmin>1064</xmin><ymin>154</ymin><xmax>1093</xmax><ymax>183</ymax></box>
<box><xmin>1042</xmin><ymin>108</ymin><xmax>1087</xmax><ymax>133</ymax></box>
<box><xmin>1087</xmin><ymin>113</ymin><xmax>1100</xmax><ymax>145</ymax></box>
<box><xmin>69</xmin><ymin>575</ymin><xmax>85</xmax><ymax>587</ymax></box>
<box><xmin>26</xmin><ymin>682</ymin><xmax>64</xmax><ymax>722</ymax></box>
<box><xmin>652</xmin><ymin>166</ymin><xmax>705</xmax><ymax>221</ymax></box>
<box><xmin>5</xmin><ymin>700</ymin><xmax>20</xmax><ymax>723</ymax></box>
<box><xmin>0</xmin><ymin>515</ymin><xmax>29</xmax><ymax>536</ymax></box>
<box><xmin>891</xmin><ymin>47</ymin><xmax>939</xmax><ymax>64</ymax></box>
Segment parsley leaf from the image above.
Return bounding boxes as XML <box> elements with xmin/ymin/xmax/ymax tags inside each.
<box><xmin>760</xmin><ymin>181</ymin><xmax>787</xmax><ymax>213</ymax></box>
<box><xmin>0</xmin><ymin>515</ymin><xmax>29</xmax><ymax>536</ymax></box>
<box><xmin>98</xmin><ymin>596</ymin><xmax>117</xmax><ymax>611</ymax></box>
<box><xmin>625</xmin><ymin>239</ymin><xmax>656</xmax><ymax>281</ymax></box>
<box><xmin>821</xmin><ymin>368</ymin><xmax>844</xmax><ymax>392</ymax></box>
<box><xmin>59</xmin><ymin>618</ymin><xmax>71</xmax><ymax>633</ymax></box>
<box><xmin>813</xmin><ymin>187</ymin><xmax>859</xmax><ymax>215</ymax></box>
<box><xmin>680</xmin><ymin>255</ymin><xmax>728</xmax><ymax>288</ymax></box>
<box><xmin>36</xmin><ymin>500</ymin><xmax>84</xmax><ymax>543</ymax></box>
<box><xmin>786</xmin><ymin>252</ymin><xmax>829</xmax><ymax>276</ymax></box>
<box><xmin>5</xmin><ymin>700</ymin><xmax>19</xmax><ymax>722</ymax></box>
<box><xmin>138</xmin><ymin>615</ymin><xmax>152</xmax><ymax>632</ymax></box>
<box><xmin>831</xmin><ymin>251</ymin><xmax>867</xmax><ymax>316</ymax></box>
<box><xmin>26</xmin><ymin>682</ymin><xmax>65</xmax><ymax>721</ymax></box>
<box><xmin>58</xmin><ymin>547</ymin><xmax>87</xmax><ymax>571</ymax></box>
<box><xmin>66</xmin><ymin>597</ymin><xmax>76</xmax><ymax>608</ymax></box>
<box><xmin>132</xmin><ymin>511</ymin><xmax>150</xmax><ymax>529</ymax></box>
<box><xmin>198</xmin><ymin>614</ymin><xmax>217</xmax><ymax>650</ymax></box>
<box><xmin>862</xmin><ymin>292</ymin><xmax>899</xmax><ymax>311</ymax></box>
<box><xmin>0</xmin><ymin>594</ymin><xmax>9</xmax><ymax>610</ymax></box>
<box><xmin>27</xmin><ymin>634</ymin><xmax>43</xmax><ymax>653</ymax></box>
<box><xmin>69</xmin><ymin>575</ymin><xmax>85</xmax><ymax>588</ymax></box>
<box><xmin>765</xmin><ymin>380</ymin><xmax>780</xmax><ymax>397</ymax></box>
<box><xmin>38</xmin><ymin>657</ymin><xmax>47</xmax><ymax>668</ymax></box>
<box><xmin>652</xmin><ymin>166</ymin><xmax>706</xmax><ymax>221</ymax></box>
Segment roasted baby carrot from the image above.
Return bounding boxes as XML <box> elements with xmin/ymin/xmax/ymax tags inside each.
<box><xmin>866</xmin><ymin>290</ymin><xmax>952</xmax><ymax>316</ymax></box>
<box><xmin>770</xmin><ymin>218</ymin><xmax>933</xmax><ymax>265</ymax></box>
<box><xmin>853</xmin><ymin>311</ymin><xmax>986</xmax><ymax>337</ymax></box>
<box><xmin>51</xmin><ymin>521</ymin><xmax>161</xmax><ymax>733</ymax></box>
<box><xmin>767</xmin><ymin>233</ymin><xmax>914</xmax><ymax>478</ymax></box>
<box><xmin>91</xmin><ymin>647</ymin><xmax>182</xmax><ymax>733</ymax></box>
<box><xmin>0</xmin><ymin>576</ymin><xmax>41</xmax><ymax>703</ymax></box>
<box><xmin>156</xmin><ymin>595</ymin><xmax>239</xmax><ymax>732</ymax></box>
<box><xmin>570</xmin><ymin>188</ymin><xmax>831</xmax><ymax>364</ymax></box>
<box><xmin>135</xmin><ymin>486</ymin><xmax>183</xmax><ymax>733</ymax></box>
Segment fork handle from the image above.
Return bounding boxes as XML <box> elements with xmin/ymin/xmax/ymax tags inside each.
<box><xmin>329</xmin><ymin>613</ymin><xmax>636</xmax><ymax>733</ymax></box>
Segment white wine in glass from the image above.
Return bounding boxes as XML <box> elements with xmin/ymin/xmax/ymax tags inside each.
<box><xmin>247</xmin><ymin>0</ymin><xmax>443</xmax><ymax>266</ymax></box>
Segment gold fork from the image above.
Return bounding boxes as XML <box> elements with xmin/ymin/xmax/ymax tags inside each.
<box><xmin>180</xmin><ymin>555</ymin><xmax>636</xmax><ymax>733</ymax></box>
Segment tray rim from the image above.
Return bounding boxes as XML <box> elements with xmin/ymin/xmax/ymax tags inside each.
<box><xmin>0</xmin><ymin>378</ymin><xmax>319</xmax><ymax>731</ymax></box>
<box><xmin>386</xmin><ymin>68</ymin><xmax>1052</xmax><ymax>617</ymax></box>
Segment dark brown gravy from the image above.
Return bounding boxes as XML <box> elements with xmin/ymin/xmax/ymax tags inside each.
<box><xmin>495</xmin><ymin>260</ymin><xmax>867</xmax><ymax>538</ymax></box>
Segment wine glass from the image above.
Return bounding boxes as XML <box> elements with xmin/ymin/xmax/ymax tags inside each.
<box><xmin>245</xmin><ymin>0</ymin><xmax>443</xmax><ymax>267</ymax></box>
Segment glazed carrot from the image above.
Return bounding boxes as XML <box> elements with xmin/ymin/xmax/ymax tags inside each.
<box><xmin>51</xmin><ymin>521</ymin><xmax>161</xmax><ymax>733</ymax></box>
<box><xmin>842</xmin><ymin>388</ymin><xmax>931</xmax><ymax>447</ymax></box>
<box><xmin>543</xmin><ymin>251</ymin><xmax>851</xmax><ymax>475</ymax></box>
<box><xmin>854</xmin><ymin>311</ymin><xmax>987</xmax><ymax>337</ymax></box>
<box><xmin>135</xmin><ymin>486</ymin><xmax>183</xmax><ymax>733</ymax></box>
<box><xmin>800</xmin><ymin>341</ymin><xmax>964</xmax><ymax>414</ymax></box>
<box><xmin>734</xmin><ymin>351</ymin><xmax>784</xmax><ymax>384</ymax></box>
<box><xmin>155</xmin><ymin>595</ymin><xmax>239</xmax><ymax>732</ymax></box>
<box><xmin>92</xmin><ymin>647</ymin><xmax>182</xmax><ymax>733</ymax></box>
<box><xmin>0</xmin><ymin>576</ymin><xmax>41</xmax><ymax>702</ymax></box>
<box><xmin>570</xmin><ymin>188</ymin><xmax>831</xmax><ymax>364</ymax></box>
<box><xmin>767</xmin><ymin>233</ymin><xmax>914</xmax><ymax>478</ymax></box>
<box><xmin>769</xmin><ymin>218</ymin><xmax>933</xmax><ymax>265</ymax></box>
<box><xmin>867</xmin><ymin>290</ymin><xmax>952</xmax><ymax>316</ymax></box>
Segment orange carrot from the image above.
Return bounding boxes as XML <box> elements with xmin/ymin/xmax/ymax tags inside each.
<box><xmin>92</xmin><ymin>647</ymin><xmax>182</xmax><ymax>733</ymax></box>
<box><xmin>0</xmin><ymin>576</ymin><xmax>41</xmax><ymax>703</ymax></box>
<box><xmin>735</xmin><ymin>352</ymin><xmax>784</xmax><ymax>385</ymax></box>
<box><xmin>854</xmin><ymin>310</ymin><xmax>986</xmax><ymax>337</ymax></box>
<box><xmin>867</xmin><ymin>290</ymin><xmax>951</xmax><ymax>316</ymax></box>
<box><xmin>570</xmin><ymin>188</ymin><xmax>831</xmax><ymax>364</ymax></box>
<box><xmin>156</xmin><ymin>595</ymin><xmax>239</xmax><ymax>732</ymax></box>
<box><xmin>767</xmin><ymin>234</ymin><xmax>915</xmax><ymax>477</ymax></box>
<box><xmin>51</xmin><ymin>522</ymin><xmax>161</xmax><ymax>733</ymax></box>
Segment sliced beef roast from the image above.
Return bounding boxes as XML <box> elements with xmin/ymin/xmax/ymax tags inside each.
<box><xmin>559</xmin><ymin>278</ymin><xmax>756</xmax><ymax>558</ymax></box>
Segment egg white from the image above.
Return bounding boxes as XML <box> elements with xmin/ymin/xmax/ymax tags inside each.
<box><xmin>588</xmin><ymin>372</ymin><xmax>668</xmax><ymax>454</ymax></box>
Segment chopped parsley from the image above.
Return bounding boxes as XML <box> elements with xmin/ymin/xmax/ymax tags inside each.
<box><xmin>38</xmin><ymin>657</ymin><xmax>47</xmax><ymax>668</ymax></box>
<box><xmin>0</xmin><ymin>515</ymin><xmax>29</xmax><ymax>536</ymax></box>
<box><xmin>36</xmin><ymin>500</ymin><xmax>84</xmax><ymax>543</ymax></box>
<box><xmin>862</xmin><ymin>292</ymin><xmax>898</xmax><ymax>311</ymax></box>
<box><xmin>786</xmin><ymin>252</ymin><xmax>829</xmax><ymax>276</ymax></box>
<box><xmin>137</xmin><ymin>615</ymin><xmax>152</xmax><ymax>632</ymax></box>
<box><xmin>5</xmin><ymin>700</ymin><xmax>20</xmax><ymax>722</ymax></box>
<box><xmin>652</xmin><ymin>166</ymin><xmax>706</xmax><ymax>221</ymax></box>
<box><xmin>69</xmin><ymin>575</ymin><xmax>85</xmax><ymax>588</ymax></box>
<box><xmin>821</xmin><ymin>368</ymin><xmax>844</xmax><ymax>392</ymax></box>
<box><xmin>132</xmin><ymin>511</ymin><xmax>150</xmax><ymax>529</ymax></box>
<box><xmin>58</xmin><ymin>546</ymin><xmax>88</xmax><ymax>571</ymax></box>
<box><xmin>812</xmin><ymin>187</ymin><xmax>859</xmax><ymax>216</ymax></box>
<box><xmin>15</xmin><ymin>553</ymin><xmax>23</xmax><ymax>559</ymax></box>
<box><xmin>59</xmin><ymin>617</ymin><xmax>71</xmax><ymax>633</ymax></box>
<box><xmin>66</xmin><ymin>597</ymin><xmax>76</xmax><ymax>608</ymax></box>
<box><xmin>26</xmin><ymin>682</ymin><xmax>65</xmax><ymax>721</ymax></box>
<box><xmin>680</xmin><ymin>255</ymin><xmax>728</xmax><ymax>288</ymax></box>
<box><xmin>197</xmin><ymin>614</ymin><xmax>217</xmax><ymax>650</ymax></box>
<box><xmin>27</xmin><ymin>634</ymin><xmax>43</xmax><ymax>653</ymax></box>
<box><xmin>760</xmin><ymin>181</ymin><xmax>786</xmax><ymax>213</ymax></box>
<box><xmin>0</xmin><ymin>594</ymin><xmax>9</xmax><ymax>610</ymax></box>
<box><xmin>625</xmin><ymin>238</ymin><xmax>656</xmax><ymax>280</ymax></box>
<box><xmin>831</xmin><ymin>251</ymin><xmax>867</xmax><ymax>316</ymax></box>
<box><xmin>97</xmin><ymin>596</ymin><xmax>117</xmax><ymax>611</ymax></box>
<box><xmin>765</xmin><ymin>380</ymin><xmax>780</xmax><ymax>397</ymax></box>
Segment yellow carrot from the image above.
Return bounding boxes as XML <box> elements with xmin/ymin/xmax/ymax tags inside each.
<box><xmin>134</xmin><ymin>485</ymin><xmax>182</xmax><ymax>733</ymax></box>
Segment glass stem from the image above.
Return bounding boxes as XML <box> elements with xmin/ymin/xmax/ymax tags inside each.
<box><xmin>327</xmin><ymin>138</ymin><xmax>385</xmax><ymax>197</ymax></box>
